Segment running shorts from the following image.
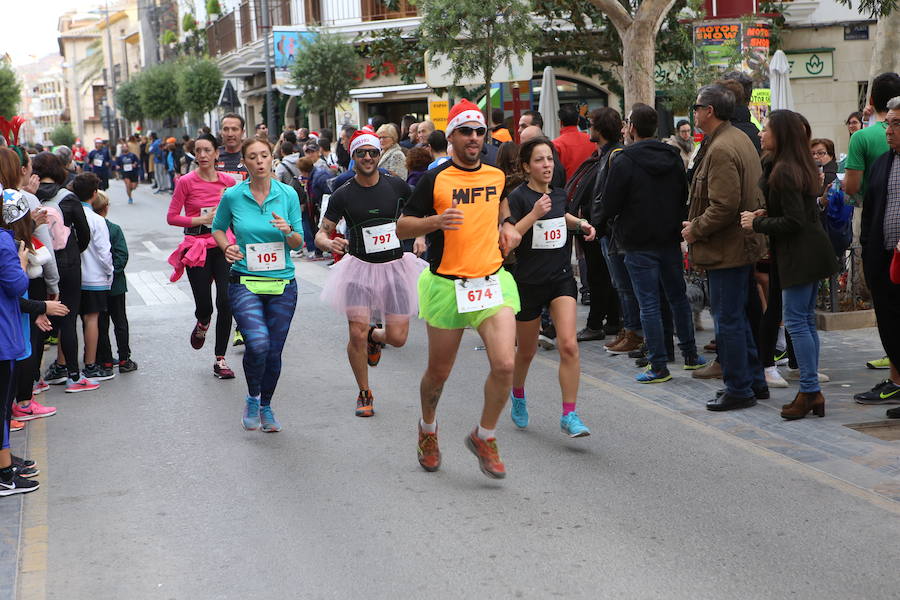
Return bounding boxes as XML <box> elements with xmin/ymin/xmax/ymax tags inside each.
<box><xmin>515</xmin><ymin>276</ymin><xmax>577</xmax><ymax>322</ymax></box>
<box><xmin>417</xmin><ymin>267</ymin><xmax>520</xmax><ymax>330</ymax></box>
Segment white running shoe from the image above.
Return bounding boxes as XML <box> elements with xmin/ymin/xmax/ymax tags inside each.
<box><xmin>765</xmin><ymin>366</ymin><xmax>789</xmax><ymax>388</ymax></box>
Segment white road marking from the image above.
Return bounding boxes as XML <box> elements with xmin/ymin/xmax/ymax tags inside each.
<box><xmin>126</xmin><ymin>270</ymin><xmax>190</xmax><ymax>305</ymax></box>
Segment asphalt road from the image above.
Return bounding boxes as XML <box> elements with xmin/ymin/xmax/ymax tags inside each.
<box><xmin>11</xmin><ymin>180</ymin><xmax>900</xmax><ymax>599</ymax></box>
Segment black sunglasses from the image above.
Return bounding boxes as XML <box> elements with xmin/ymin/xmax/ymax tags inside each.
<box><xmin>692</xmin><ymin>104</ymin><xmax>709</xmax><ymax>112</ymax></box>
<box><xmin>353</xmin><ymin>148</ymin><xmax>381</xmax><ymax>158</ymax></box>
<box><xmin>456</xmin><ymin>126</ymin><xmax>487</xmax><ymax>137</ymax></box>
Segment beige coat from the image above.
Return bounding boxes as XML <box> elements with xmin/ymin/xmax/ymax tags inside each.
<box><xmin>687</xmin><ymin>121</ymin><xmax>766</xmax><ymax>270</ymax></box>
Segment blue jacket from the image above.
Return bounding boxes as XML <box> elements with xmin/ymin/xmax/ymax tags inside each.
<box><xmin>150</xmin><ymin>139</ymin><xmax>164</xmax><ymax>163</ymax></box>
<box><xmin>0</xmin><ymin>228</ymin><xmax>28</xmax><ymax>361</ymax></box>
<box><xmin>88</xmin><ymin>149</ymin><xmax>112</xmax><ymax>177</ymax></box>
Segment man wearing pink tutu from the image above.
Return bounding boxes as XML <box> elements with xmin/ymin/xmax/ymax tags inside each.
<box><xmin>316</xmin><ymin>130</ymin><xmax>428</xmax><ymax>417</ymax></box>
<box><xmin>397</xmin><ymin>99</ymin><xmax>522</xmax><ymax>479</ymax></box>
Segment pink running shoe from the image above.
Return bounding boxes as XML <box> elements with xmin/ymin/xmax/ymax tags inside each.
<box><xmin>213</xmin><ymin>357</ymin><xmax>235</xmax><ymax>379</ymax></box>
<box><xmin>12</xmin><ymin>398</ymin><xmax>57</xmax><ymax>421</ymax></box>
<box><xmin>65</xmin><ymin>377</ymin><xmax>100</xmax><ymax>393</ymax></box>
<box><xmin>32</xmin><ymin>379</ymin><xmax>50</xmax><ymax>395</ymax></box>
<box><xmin>10</xmin><ymin>420</ymin><xmax>24</xmax><ymax>432</ymax></box>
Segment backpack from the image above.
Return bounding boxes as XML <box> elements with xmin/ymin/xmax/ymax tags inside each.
<box><xmin>280</xmin><ymin>160</ymin><xmax>309</xmax><ymax>207</ymax></box>
<box><xmin>823</xmin><ymin>182</ymin><xmax>853</xmax><ymax>256</ymax></box>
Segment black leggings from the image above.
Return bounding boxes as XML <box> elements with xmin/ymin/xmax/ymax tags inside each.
<box><xmin>758</xmin><ymin>260</ymin><xmax>797</xmax><ymax>369</ymax></box>
<box><xmin>185</xmin><ymin>247</ymin><xmax>232</xmax><ymax>357</ymax></box>
<box><xmin>53</xmin><ymin>265</ymin><xmax>82</xmax><ymax>380</ymax></box>
<box><xmin>98</xmin><ymin>292</ymin><xmax>130</xmax><ymax>364</ymax></box>
<box><xmin>579</xmin><ymin>238</ymin><xmax>620</xmax><ymax>330</ymax></box>
<box><xmin>1</xmin><ymin>360</ymin><xmax>14</xmax><ymax>451</ymax></box>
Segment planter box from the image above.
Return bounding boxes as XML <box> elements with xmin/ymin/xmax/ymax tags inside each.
<box><xmin>816</xmin><ymin>309</ymin><xmax>876</xmax><ymax>331</ymax></box>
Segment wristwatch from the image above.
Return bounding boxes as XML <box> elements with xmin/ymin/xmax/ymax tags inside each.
<box><xmin>503</xmin><ymin>216</ymin><xmax>517</xmax><ymax>226</ymax></box>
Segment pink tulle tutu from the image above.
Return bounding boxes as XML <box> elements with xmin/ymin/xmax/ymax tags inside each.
<box><xmin>321</xmin><ymin>253</ymin><xmax>427</xmax><ymax>323</ymax></box>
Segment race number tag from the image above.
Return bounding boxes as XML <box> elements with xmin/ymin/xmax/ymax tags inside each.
<box><xmin>93</xmin><ymin>158</ymin><xmax>104</xmax><ymax>167</ymax></box>
<box><xmin>123</xmin><ymin>163</ymin><xmax>134</xmax><ymax>172</ymax></box>
<box><xmin>455</xmin><ymin>276</ymin><xmax>503</xmax><ymax>313</ymax></box>
<box><xmin>246</xmin><ymin>242</ymin><xmax>285</xmax><ymax>272</ymax></box>
<box><xmin>532</xmin><ymin>217</ymin><xmax>566</xmax><ymax>249</ymax></box>
<box><xmin>200</xmin><ymin>207</ymin><xmax>214</xmax><ymax>217</ymax></box>
<box><xmin>362</xmin><ymin>222</ymin><xmax>400</xmax><ymax>254</ymax></box>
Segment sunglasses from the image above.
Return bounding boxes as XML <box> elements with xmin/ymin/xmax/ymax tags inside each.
<box><xmin>456</xmin><ymin>126</ymin><xmax>486</xmax><ymax>137</ymax></box>
<box><xmin>353</xmin><ymin>148</ymin><xmax>381</xmax><ymax>158</ymax></box>
<box><xmin>692</xmin><ymin>104</ymin><xmax>709</xmax><ymax>112</ymax></box>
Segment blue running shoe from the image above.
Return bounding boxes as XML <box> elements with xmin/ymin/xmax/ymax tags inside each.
<box><xmin>560</xmin><ymin>412</ymin><xmax>591</xmax><ymax>438</ymax></box>
<box><xmin>242</xmin><ymin>396</ymin><xmax>260</xmax><ymax>430</ymax></box>
<box><xmin>636</xmin><ymin>367</ymin><xmax>672</xmax><ymax>383</ymax></box>
<box><xmin>510</xmin><ymin>393</ymin><xmax>529</xmax><ymax>428</ymax></box>
<box><xmin>683</xmin><ymin>355</ymin><xmax>707</xmax><ymax>370</ymax></box>
<box><xmin>259</xmin><ymin>405</ymin><xmax>282</xmax><ymax>433</ymax></box>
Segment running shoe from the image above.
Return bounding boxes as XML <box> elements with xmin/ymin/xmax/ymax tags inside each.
<box><xmin>636</xmin><ymin>367</ymin><xmax>672</xmax><ymax>384</ymax></box>
<box><xmin>214</xmin><ymin>357</ymin><xmax>235</xmax><ymax>379</ymax></box>
<box><xmin>367</xmin><ymin>326</ymin><xmax>383</xmax><ymax>367</ymax></box>
<box><xmin>118</xmin><ymin>359</ymin><xmax>138</xmax><ymax>373</ymax></box>
<box><xmin>44</xmin><ymin>362</ymin><xmax>67</xmax><ymax>385</ymax></box>
<box><xmin>765</xmin><ymin>366</ymin><xmax>789</xmax><ymax>388</ymax></box>
<box><xmin>232</xmin><ymin>330</ymin><xmax>245</xmax><ymax>347</ymax></box>
<box><xmin>65</xmin><ymin>377</ymin><xmax>100</xmax><ymax>393</ymax></box>
<box><xmin>12</xmin><ymin>398</ymin><xmax>57</xmax><ymax>421</ymax></box>
<box><xmin>509</xmin><ymin>393</ymin><xmax>528</xmax><ymax>428</ymax></box>
<box><xmin>773</xmin><ymin>349</ymin><xmax>789</xmax><ymax>366</ymax></box>
<box><xmin>784</xmin><ymin>368</ymin><xmax>830</xmax><ymax>383</ymax></box>
<box><xmin>101</xmin><ymin>363</ymin><xmax>116</xmax><ymax>380</ymax></box>
<box><xmin>12</xmin><ymin>456</ymin><xmax>35</xmax><ymax>470</ymax></box>
<box><xmin>242</xmin><ymin>396</ymin><xmax>261</xmax><ymax>430</ymax></box>
<box><xmin>356</xmin><ymin>390</ymin><xmax>375</xmax><ymax>417</ymax></box>
<box><xmin>560</xmin><ymin>412</ymin><xmax>591</xmax><ymax>438</ymax></box>
<box><xmin>10</xmin><ymin>420</ymin><xmax>24</xmax><ymax>432</ymax></box>
<box><xmin>854</xmin><ymin>380</ymin><xmax>900</xmax><ymax>405</ymax></box>
<box><xmin>190</xmin><ymin>321</ymin><xmax>209</xmax><ymax>350</ymax></box>
<box><xmin>465</xmin><ymin>429</ymin><xmax>506</xmax><ymax>479</ymax></box>
<box><xmin>32</xmin><ymin>379</ymin><xmax>50</xmax><ymax>395</ymax></box>
<box><xmin>46</xmin><ymin>335</ymin><xmax>58</xmax><ymax>346</ymax></box>
<box><xmin>13</xmin><ymin>465</ymin><xmax>39</xmax><ymax>479</ymax></box>
<box><xmin>867</xmin><ymin>356</ymin><xmax>890</xmax><ymax>370</ymax></box>
<box><xmin>683</xmin><ymin>355</ymin><xmax>707</xmax><ymax>370</ymax></box>
<box><xmin>259</xmin><ymin>405</ymin><xmax>282</xmax><ymax>433</ymax></box>
<box><xmin>0</xmin><ymin>474</ymin><xmax>39</xmax><ymax>496</ymax></box>
<box><xmin>417</xmin><ymin>422</ymin><xmax>441</xmax><ymax>472</ymax></box>
<box><xmin>83</xmin><ymin>363</ymin><xmax>115</xmax><ymax>381</ymax></box>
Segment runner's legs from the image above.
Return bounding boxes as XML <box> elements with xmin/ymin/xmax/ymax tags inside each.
<box><xmin>420</xmin><ymin>325</ymin><xmax>464</xmax><ymax>424</ymax></box>
<box><xmin>512</xmin><ymin>318</ymin><xmax>541</xmax><ymax>390</ymax></box>
<box><xmin>548</xmin><ymin>295</ymin><xmax>580</xmax><ymax>406</ymax></box>
<box><xmin>475</xmin><ymin>306</ymin><xmax>517</xmax><ymax>430</ymax></box>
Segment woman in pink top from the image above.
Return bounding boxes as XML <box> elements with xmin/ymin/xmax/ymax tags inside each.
<box><xmin>167</xmin><ymin>133</ymin><xmax>236</xmax><ymax>379</ymax></box>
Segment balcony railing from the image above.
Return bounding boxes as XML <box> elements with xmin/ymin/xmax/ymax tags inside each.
<box><xmin>207</xmin><ymin>10</ymin><xmax>237</xmax><ymax>56</ymax></box>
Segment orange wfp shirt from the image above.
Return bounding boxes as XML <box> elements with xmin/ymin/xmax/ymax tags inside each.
<box><xmin>403</xmin><ymin>160</ymin><xmax>506</xmax><ymax>279</ymax></box>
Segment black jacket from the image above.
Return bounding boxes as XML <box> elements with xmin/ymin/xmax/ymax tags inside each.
<box><xmin>730</xmin><ymin>105</ymin><xmax>761</xmax><ymax>155</ymax></box>
<box><xmin>600</xmin><ymin>139</ymin><xmax>688</xmax><ymax>251</ymax></box>
<box><xmin>36</xmin><ymin>182</ymin><xmax>90</xmax><ymax>270</ymax></box>
<box><xmin>589</xmin><ymin>142</ymin><xmax>624</xmax><ymax>232</ymax></box>
<box><xmin>861</xmin><ymin>150</ymin><xmax>899</xmax><ymax>277</ymax></box>
<box><xmin>753</xmin><ymin>160</ymin><xmax>838</xmax><ymax>288</ymax></box>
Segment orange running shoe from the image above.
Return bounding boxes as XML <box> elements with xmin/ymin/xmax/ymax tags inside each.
<box><xmin>465</xmin><ymin>429</ymin><xmax>506</xmax><ymax>479</ymax></box>
<box><xmin>10</xmin><ymin>420</ymin><xmax>25</xmax><ymax>432</ymax></box>
<box><xmin>417</xmin><ymin>422</ymin><xmax>441</xmax><ymax>472</ymax></box>
<box><xmin>367</xmin><ymin>326</ymin><xmax>383</xmax><ymax>367</ymax></box>
<box><xmin>355</xmin><ymin>390</ymin><xmax>374</xmax><ymax>417</ymax></box>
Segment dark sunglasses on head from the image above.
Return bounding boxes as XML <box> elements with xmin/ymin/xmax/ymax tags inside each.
<box><xmin>456</xmin><ymin>126</ymin><xmax>487</xmax><ymax>137</ymax></box>
<box><xmin>353</xmin><ymin>148</ymin><xmax>381</xmax><ymax>158</ymax></box>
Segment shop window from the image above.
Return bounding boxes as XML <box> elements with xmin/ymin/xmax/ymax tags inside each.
<box><xmin>362</xmin><ymin>0</ymin><xmax>417</xmax><ymax>21</ymax></box>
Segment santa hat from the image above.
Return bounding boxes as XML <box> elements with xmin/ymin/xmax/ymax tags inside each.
<box><xmin>349</xmin><ymin>130</ymin><xmax>380</xmax><ymax>156</ymax></box>
<box><xmin>445</xmin><ymin>99</ymin><xmax>486</xmax><ymax>136</ymax></box>
<box><xmin>361</xmin><ymin>124</ymin><xmax>376</xmax><ymax>133</ymax></box>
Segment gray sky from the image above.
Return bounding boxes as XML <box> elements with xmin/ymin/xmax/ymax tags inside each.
<box><xmin>8</xmin><ymin>1</ymin><xmax>106</xmax><ymax>66</ymax></box>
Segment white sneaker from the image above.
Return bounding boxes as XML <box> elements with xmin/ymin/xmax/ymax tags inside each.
<box><xmin>785</xmin><ymin>368</ymin><xmax>830</xmax><ymax>383</ymax></box>
<box><xmin>765</xmin><ymin>366</ymin><xmax>789</xmax><ymax>388</ymax></box>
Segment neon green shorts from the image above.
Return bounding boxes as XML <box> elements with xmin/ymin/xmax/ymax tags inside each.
<box><xmin>417</xmin><ymin>268</ymin><xmax>520</xmax><ymax>330</ymax></box>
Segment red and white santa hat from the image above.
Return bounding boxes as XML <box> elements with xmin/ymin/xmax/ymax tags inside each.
<box><xmin>445</xmin><ymin>99</ymin><xmax>486</xmax><ymax>136</ymax></box>
<box><xmin>349</xmin><ymin>129</ymin><xmax>380</xmax><ymax>156</ymax></box>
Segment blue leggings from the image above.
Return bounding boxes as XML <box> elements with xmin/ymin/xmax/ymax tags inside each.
<box><xmin>229</xmin><ymin>279</ymin><xmax>298</xmax><ymax>406</ymax></box>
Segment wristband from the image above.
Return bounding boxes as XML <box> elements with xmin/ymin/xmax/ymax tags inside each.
<box><xmin>503</xmin><ymin>216</ymin><xmax>517</xmax><ymax>226</ymax></box>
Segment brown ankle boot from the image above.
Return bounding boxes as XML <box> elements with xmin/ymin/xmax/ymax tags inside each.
<box><xmin>781</xmin><ymin>391</ymin><xmax>825</xmax><ymax>420</ymax></box>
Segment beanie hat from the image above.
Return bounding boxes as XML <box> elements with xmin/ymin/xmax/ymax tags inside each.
<box><xmin>445</xmin><ymin>99</ymin><xmax>486</xmax><ymax>136</ymax></box>
<box><xmin>2</xmin><ymin>188</ymin><xmax>30</xmax><ymax>225</ymax></box>
<box><xmin>349</xmin><ymin>130</ymin><xmax>380</xmax><ymax>156</ymax></box>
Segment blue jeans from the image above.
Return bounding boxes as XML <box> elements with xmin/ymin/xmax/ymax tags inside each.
<box><xmin>301</xmin><ymin>208</ymin><xmax>317</xmax><ymax>253</ymax></box>
<box><xmin>601</xmin><ymin>237</ymin><xmax>641</xmax><ymax>333</ymax></box>
<box><xmin>782</xmin><ymin>282</ymin><xmax>820</xmax><ymax>393</ymax></box>
<box><xmin>624</xmin><ymin>247</ymin><xmax>697</xmax><ymax>371</ymax></box>
<box><xmin>229</xmin><ymin>279</ymin><xmax>298</xmax><ymax>406</ymax></box>
<box><xmin>708</xmin><ymin>266</ymin><xmax>765</xmax><ymax>397</ymax></box>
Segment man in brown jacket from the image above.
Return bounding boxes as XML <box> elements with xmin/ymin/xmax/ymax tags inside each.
<box><xmin>682</xmin><ymin>84</ymin><xmax>767</xmax><ymax>411</ymax></box>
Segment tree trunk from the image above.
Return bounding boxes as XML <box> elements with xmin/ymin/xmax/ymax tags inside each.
<box><xmin>870</xmin><ymin>11</ymin><xmax>900</xmax><ymax>80</ymax></box>
<box><xmin>620</xmin><ymin>19</ymin><xmax>657</xmax><ymax>109</ymax></box>
<box><xmin>484</xmin><ymin>77</ymin><xmax>493</xmax><ymax>143</ymax></box>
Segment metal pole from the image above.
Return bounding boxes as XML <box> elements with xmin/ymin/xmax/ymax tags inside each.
<box><xmin>261</xmin><ymin>0</ymin><xmax>276</xmax><ymax>136</ymax></box>
<box><xmin>104</xmin><ymin>0</ymin><xmax>120</xmax><ymax>143</ymax></box>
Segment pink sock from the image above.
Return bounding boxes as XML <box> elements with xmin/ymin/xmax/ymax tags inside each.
<box><xmin>562</xmin><ymin>402</ymin><xmax>576</xmax><ymax>415</ymax></box>
<box><xmin>512</xmin><ymin>387</ymin><xmax>525</xmax><ymax>399</ymax></box>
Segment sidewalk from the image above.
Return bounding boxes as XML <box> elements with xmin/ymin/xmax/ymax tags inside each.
<box><xmin>569</xmin><ymin>303</ymin><xmax>900</xmax><ymax>503</ymax></box>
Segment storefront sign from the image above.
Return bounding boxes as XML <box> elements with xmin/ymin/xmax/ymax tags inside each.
<box><xmin>749</xmin><ymin>89</ymin><xmax>770</xmax><ymax>126</ymax></box>
<box><xmin>692</xmin><ymin>20</ymin><xmax>770</xmax><ymax>73</ymax></box>
<box><xmin>786</xmin><ymin>51</ymin><xmax>834</xmax><ymax>79</ymax></box>
<box><xmin>424</xmin><ymin>52</ymin><xmax>533</xmax><ymax>88</ymax></box>
<box><xmin>429</xmin><ymin>100</ymin><xmax>449</xmax><ymax>131</ymax></box>
<box><xmin>694</xmin><ymin>23</ymin><xmax>742</xmax><ymax>67</ymax></box>
<box><xmin>273</xmin><ymin>30</ymin><xmax>317</xmax><ymax>90</ymax></box>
